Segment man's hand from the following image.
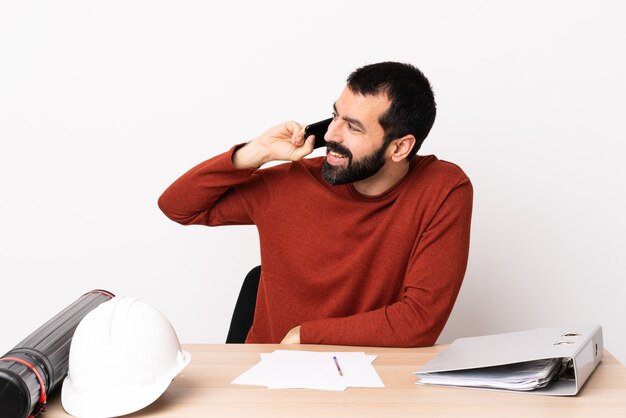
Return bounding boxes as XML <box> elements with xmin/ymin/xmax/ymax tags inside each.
<box><xmin>232</xmin><ymin>121</ymin><xmax>316</xmax><ymax>169</ymax></box>
<box><xmin>280</xmin><ymin>325</ymin><xmax>301</xmax><ymax>344</ymax></box>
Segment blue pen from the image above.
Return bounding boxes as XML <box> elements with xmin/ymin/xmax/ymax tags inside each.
<box><xmin>333</xmin><ymin>356</ymin><xmax>344</xmax><ymax>376</ymax></box>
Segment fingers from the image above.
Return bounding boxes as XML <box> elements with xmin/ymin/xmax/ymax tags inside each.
<box><xmin>284</xmin><ymin>120</ymin><xmax>313</xmax><ymax>160</ymax></box>
<box><xmin>262</xmin><ymin>120</ymin><xmax>313</xmax><ymax>162</ymax></box>
<box><xmin>288</xmin><ymin>135</ymin><xmax>315</xmax><ymax>161</ymax></box>
<box><xmin>280</xmin><ymin>325</ymin><xmax>301</xmax><ymax>344</ymax></box>
<box><xmin>288</xmin><ymin>121</ymin><xmax>306</xmax><ymax>146</ymax></box>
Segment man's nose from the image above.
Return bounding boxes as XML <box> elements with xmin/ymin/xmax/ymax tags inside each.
<box><xmin>325</xmin><ymin>119</ymin><xmax>342</xmax><ymax>143</ymax></box>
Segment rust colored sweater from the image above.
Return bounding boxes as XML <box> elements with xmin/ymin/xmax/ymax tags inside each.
<box><xmin>158</xmin><ymin>146</ymin><xmax>473</xmax><ymax>347</ymax></box>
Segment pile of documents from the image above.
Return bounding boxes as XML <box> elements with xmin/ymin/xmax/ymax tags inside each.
<box><xmin>416</xmin><ymin>358</ymin><xmax>566</xmax><ymax>391</ymax></box>
<box><xmin>232</xmin><ymin>350</ymin><xmax>385</xmax><ymax>391</ymax></box>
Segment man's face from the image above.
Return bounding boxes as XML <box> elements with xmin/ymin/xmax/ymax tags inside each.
<box><xmin>321</xmin><ymin>87</ymin><xmax>391</xmax><ymax>185</ymax></box>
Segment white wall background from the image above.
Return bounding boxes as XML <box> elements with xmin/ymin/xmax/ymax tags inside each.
<box><xmin>1</xmin><ymin>1</ymin><xmax>625</xmax><ymax>364</ymax></box>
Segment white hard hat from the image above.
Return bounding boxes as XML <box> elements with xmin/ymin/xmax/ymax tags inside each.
<box><xmin>61</xmin><ymin>297</ymin><xmax>191</xmax><ymax>418</ymax></box>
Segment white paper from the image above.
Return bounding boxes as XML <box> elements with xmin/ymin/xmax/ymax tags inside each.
<box><xmin>232</xmin><ymin>350</ymin><xmax>384</xmax><ymax>391</ymax></box>
<box><xmin>231</xmin><ymin>355</ymin><xmax>274</xmax><ymax>387</ymax></box>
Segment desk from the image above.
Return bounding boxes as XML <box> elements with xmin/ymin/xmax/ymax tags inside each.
<box><xmin>42</xmin><ymin>344</ymin><xmax>626</xmax><ymax>418</ymax></box>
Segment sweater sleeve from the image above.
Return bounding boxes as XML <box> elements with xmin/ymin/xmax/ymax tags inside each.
<box><xmin>158</xmin><ymin>145</ymin><xmax>258</xmax><ymax>226</ymax></box>
<box><xmin>299</xmin><ymin>179</ymin><xmax>473</xmax><ymax>347</ymax></box>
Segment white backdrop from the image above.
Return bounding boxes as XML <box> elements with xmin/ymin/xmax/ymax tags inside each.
<box><xmin>1</xmin><ymin>1</ymin><xmax>625</xmax><ymax>365</ymax></box>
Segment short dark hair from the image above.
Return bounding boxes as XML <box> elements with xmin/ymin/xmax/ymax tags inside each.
<box><xmin>347</xmin><ymin>62</ymin><xmax>436</xmax><ymax>159</ymax></box>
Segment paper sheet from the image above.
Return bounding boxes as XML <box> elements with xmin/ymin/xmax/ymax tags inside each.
<box><xmin>232</xmin><ymin>350</ymin><xmax>384</xmax><ymax>391</ymax></box>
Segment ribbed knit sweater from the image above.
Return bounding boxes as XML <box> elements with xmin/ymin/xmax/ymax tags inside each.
<box><xmin>159</xmin><ymin>146</ymin><xmax>473</xmax><ymax>347</ymax></box>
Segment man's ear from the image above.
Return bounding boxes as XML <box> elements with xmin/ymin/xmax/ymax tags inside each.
<box><xmin>389</xmin><ymin>135</ymin><xmax>416</xmax><ymax>162</ymax></box>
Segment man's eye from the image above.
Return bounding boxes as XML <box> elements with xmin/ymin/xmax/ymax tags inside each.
<box><xmin>331</xmin><ymin>112</ymin><xmax>338</xmax><ymax>120</ymax></box>
<box><xmin>348</xmin><ymin>123</ymin><xmax>358</xmax><ymax>132</ymax></box>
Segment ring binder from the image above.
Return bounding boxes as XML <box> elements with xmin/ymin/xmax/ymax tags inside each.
<box><xmin>414</xmin><ymin>324</ymin><xmax>603</xmax><ymax>395</ymax></box>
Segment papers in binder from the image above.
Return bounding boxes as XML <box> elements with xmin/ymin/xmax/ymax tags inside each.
<box><xmin>417</xmin><ymin>358</ymin><xmax>569</xmax><ymax>391</ymax></box>
<box><xmin>415</xmin><ymin>324</ymin><xmax>603</xmax><ymax>396</ymax></box>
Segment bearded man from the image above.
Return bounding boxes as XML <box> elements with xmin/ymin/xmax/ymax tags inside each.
<box><xmin>158</xmin><ymin>61</ymin><xmax>473</xmax><ymax>347</ymax></box>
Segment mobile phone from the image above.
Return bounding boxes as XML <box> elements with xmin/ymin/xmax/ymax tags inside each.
<box><xmin>304</xmin><ymin>118</ymin><xmax>332</xmax><ymax>149</ymax></box>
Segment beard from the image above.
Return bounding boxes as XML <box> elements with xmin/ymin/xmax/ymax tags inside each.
<box><xmin>321</xmin><ymin>141</ymin><xmax>388</xmax><ymax>185</ymax></box>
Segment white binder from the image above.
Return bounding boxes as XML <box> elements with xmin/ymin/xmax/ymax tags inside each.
<box><xmin>415</xmin><ymin>324</ymin><xmax>603</xmax><ymax>395</ymax></box>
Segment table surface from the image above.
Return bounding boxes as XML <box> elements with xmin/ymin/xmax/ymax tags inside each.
<box><xmin>42</xmin><ymin>344</ymin><xmax>626</xmax><ymax>418</ymax></box>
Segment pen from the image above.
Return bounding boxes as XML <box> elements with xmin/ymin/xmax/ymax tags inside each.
<box><xmin>333</xmin><ymin>356</ymin><xmax>343</xmax><ymax>376</ymax></box>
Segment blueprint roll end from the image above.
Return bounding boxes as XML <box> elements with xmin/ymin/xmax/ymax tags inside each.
<box><xmin>0</xmin><ymin>368</ymin><xmax>31</xmax><ymax>418</ymax></box>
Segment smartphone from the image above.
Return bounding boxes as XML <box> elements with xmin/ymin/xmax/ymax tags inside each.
<box><xmin>304</xmin><ymin>118</ymin><xmax>332</xmax><ymax>149</ymax></box>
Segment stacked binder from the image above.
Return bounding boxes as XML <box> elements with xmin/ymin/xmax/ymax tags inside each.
<box><xmin>415</xmin><ymin>324</ymin><xmax>603</xmax><ymax>395</ymax></box>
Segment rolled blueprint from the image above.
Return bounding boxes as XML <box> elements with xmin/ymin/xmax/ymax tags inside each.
<box><xmin>0</xmin><ymin>290</ymin><xmax>114</xmax><ymax>418</ymax></box>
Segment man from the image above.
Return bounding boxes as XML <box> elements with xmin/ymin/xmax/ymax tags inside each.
<box><xmin>159</xmin><ymin>62</ymin><xmax>472</xmax><ymax>347</ymax></box>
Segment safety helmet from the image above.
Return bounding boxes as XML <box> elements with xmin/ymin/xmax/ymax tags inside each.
<box><xmin>61</xmin><ymin>297</ymin><xmax>191</xmax><ymax>418</ymax></box>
